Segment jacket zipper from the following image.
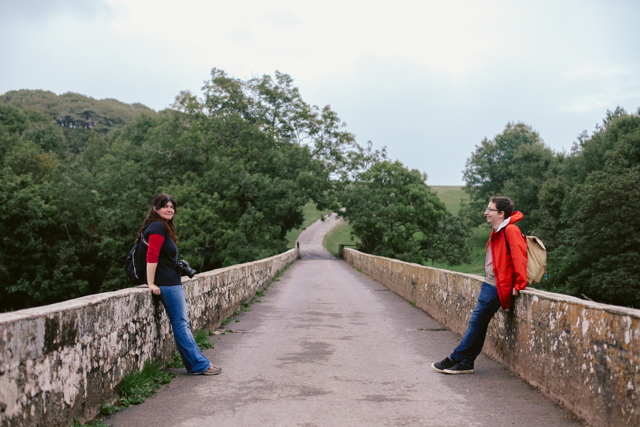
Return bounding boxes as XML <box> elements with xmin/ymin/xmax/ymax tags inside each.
<box><xmin>490</xmin><ymin>231</ymin><xmax>504</xmax><ymax>309</ymax></box>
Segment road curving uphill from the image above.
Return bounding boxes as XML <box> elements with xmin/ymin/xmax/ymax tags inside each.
<box><xmin>296</xmin><ymin>213</ymin><xmax>343</xmax><ymax>260</ymax></box>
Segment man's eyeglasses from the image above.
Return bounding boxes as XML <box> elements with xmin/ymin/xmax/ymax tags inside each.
<box><xmin>485</xmin><ymin>207</ymin><xmax>499</xmax><ymax>212</ymax></box>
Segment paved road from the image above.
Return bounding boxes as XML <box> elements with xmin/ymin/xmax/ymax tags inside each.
<box><xmin>297</xmin><ymin>213</ymin><xmax>343</xmax><ymax>260</ymax></box>
<box><xmin>107</xmin><ymin>219</ymin><xmax>581</xmax><ymax>427</ymax></box>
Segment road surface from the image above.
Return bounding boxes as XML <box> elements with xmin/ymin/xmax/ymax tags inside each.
<box><xmin>106</xmin><ymin>217</ymin><xmax>581</xmax><ymax>427</ymax></box>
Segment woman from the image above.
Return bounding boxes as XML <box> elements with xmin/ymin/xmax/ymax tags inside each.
<box><xmin>141</xmin><ymin>193</ymin><xmax>221</xmax><ymax>375</ymax></box>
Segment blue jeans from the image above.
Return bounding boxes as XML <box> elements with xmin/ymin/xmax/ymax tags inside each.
<box><xmin>450</xmin><ymin>282</ymin><xmax>501</xmax><ymax>367</ymax></box>
<box><xmin>158</xmin><ymin>285</ymin><xmax>211</xmax><ymax>374</ymax></box>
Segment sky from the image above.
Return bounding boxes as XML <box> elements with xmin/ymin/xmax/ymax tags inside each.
<box><xmin>1</xmin><ymin>0</ymin><xmax>639</xmax><ymax>185</ymax></box>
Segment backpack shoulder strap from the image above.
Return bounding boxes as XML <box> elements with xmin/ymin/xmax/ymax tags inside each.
<box><xmin>140</xmin><ymin>224</ymin><xmax>151</xmax><ymax>247</ymax></box>
<box><xmin>502</xmin><ymin>226</ymin><xmax>511</xmax><ymax>256</ymax></box>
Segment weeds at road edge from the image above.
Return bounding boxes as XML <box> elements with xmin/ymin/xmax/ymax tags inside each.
<box><xmin>166</xmin><ymin>329</ymin><xmax>214</xmax><ymax>368</ymax></box>
<box><xmin>75</xmin><ymin>262</ymin><xmax>298</xmax><ymax>425</ymax></box>
<box><xmin>99</xmin><ymin>361</ymin><xmax>176</xmax><ymax>416</ymax></box>
<box><xmin>73</xmin><ymin>418</ymin><xmax>110</xmax><ymax>427</ymax></box>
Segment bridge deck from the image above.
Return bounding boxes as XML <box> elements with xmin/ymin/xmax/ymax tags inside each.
<box><xmin>106</xmin><ymin>218</ymin><xmax>580</xmax><ymax>426</ymax></box>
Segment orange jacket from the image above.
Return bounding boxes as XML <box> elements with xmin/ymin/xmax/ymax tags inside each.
<box><xmin>486</xmin><ymin>211</ymin><xmax>528</xmax><ymax>310</ymax></box>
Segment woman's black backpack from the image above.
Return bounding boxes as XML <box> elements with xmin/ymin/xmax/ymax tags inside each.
<box><xmin>124</xmin><ymin>234</ymin><xmax>149</xmax><ymax>284</ymax></box>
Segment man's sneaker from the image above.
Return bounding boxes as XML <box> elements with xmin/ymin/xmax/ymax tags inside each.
<box><xmin>431</xmin><ymin>357</ymin><xmax>456</xmax><ymax>373</ymax></box>
<box><xmin>443</xmin><ymin>362</ymin><xmax>474</xmax><ymax>374</ymax></box>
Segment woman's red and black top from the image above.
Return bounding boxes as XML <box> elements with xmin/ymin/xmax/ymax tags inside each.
<box><xmin>144</xmin><ymin>221</ymin><xmax>181</xmax><ymax>286</ymax></box>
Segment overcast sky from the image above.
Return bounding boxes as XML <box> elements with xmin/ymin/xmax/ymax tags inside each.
<box><xmin>1</xmin><ymin>0</ymin><xmax>639</xmax><ymax>185</ymax></box>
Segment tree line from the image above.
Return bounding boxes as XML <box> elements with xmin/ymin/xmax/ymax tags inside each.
<box><xmin>462</xmin><ymin>108</ymin><xmax>640</xmax><ymax>308</ymax></box>
<box><xmin>7</xmin><ymin>70</ymin><xmax>633</xmax><ymax>311</ymax></box>
<box><xmin>1</xmin><ymin>70</ymin><xmax>469</xmax><ymax>312</ymax></box>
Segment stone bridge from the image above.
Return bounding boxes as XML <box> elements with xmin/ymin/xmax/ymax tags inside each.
<box><xmin>1</xmin><ymin>215</ymin><xmax>638</xmax><ymax>427</ymax></box>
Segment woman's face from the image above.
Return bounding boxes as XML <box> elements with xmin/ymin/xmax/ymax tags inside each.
<box><xmin>155</xmin><ymin>201</ymin><xmax>175</xmax><ymax>221</ymax></box>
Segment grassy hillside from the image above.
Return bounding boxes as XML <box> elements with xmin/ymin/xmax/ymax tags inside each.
<box><xmin>285</xmin><ymin>202</ymin><xmax>332</xmax><ymax>248</ymax></box>
<box><xmin>323</xmin><ymin>220</ymin><xmax>360</xmax><ymax>258</ymax></box>
<box><xmin>430</xmin><ymin>185</ymin><xmax>468</xmax><ymax>215</ymax></box>
<box><xmin>430</xmin><ymin>185</ymin><xmax>486</xmax><ymax>275</ymax></box>
<box><xmin>1</xmin><ymin>89</ymin><xmax>156</xmax><ymax>151</ymax></box>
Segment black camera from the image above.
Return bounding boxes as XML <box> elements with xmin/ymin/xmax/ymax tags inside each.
<box><xmin>177</xmin><ymin>258</ymin><xmax>197</xmax><ymax>278</ymax></box>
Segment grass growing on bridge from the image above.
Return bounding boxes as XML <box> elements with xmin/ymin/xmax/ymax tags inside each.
<box><xmin>82</xmin><ymin>262</ymin><xmax>298</xmax><ymax>426</ymax></box>
<box><xmin>167</xmin><ymin>329</ymin><xmax>216</xmax><ymax>368</ymax></box>
<box><xmin>73</xmin><ymin>417</ymin><xmax>110</xmax><ymax>426</ymax></box>
<box><xmin>99</xmin><ymin>361</ymin><xmax>177</xmax><ymax>417</ymax></box>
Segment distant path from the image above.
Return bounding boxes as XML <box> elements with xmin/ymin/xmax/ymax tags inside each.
<box><xmin>106</xmin><ymin>217</ymin><xmax>580</xmax><ymax>427</ymax></box>
<box><xmin>296</xmin><ymin>213</ymin><xmax>343</xmax><ymax>259</ymax></box>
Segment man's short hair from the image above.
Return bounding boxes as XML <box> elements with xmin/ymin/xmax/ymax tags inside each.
<box><xmin>490</xmin><ymin>196</ymin><xmax>513</xmax><ymax>218</ymax></box>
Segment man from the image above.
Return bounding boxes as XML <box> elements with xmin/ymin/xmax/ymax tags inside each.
<box><xmin>432</xmin><ymin>196</ymin><xmax>528</xmax><ymax>374</ymax></box>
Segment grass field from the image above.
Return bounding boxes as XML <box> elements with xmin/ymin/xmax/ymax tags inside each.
<box><xmin>285</xmin><ymin>202</ymin><xmax>331</xmax><ymax>248</ymax></box>
<box><xmin>428</xmin><ymin>224</ymin><xmax>489</xmax><ymax>275</ymax></box>
<box><xmin>323</xmin><ymin>220</ymin><xmax>360</xmax><ymax>258</ymax></box>
<box><xmin>430</xmin><ymin>185</ymin><xmax>468</xmax><ymax>215</ymax></box>
<box><xmin>431</xmin><ymin>185</ymin><xmax>486</xmax><ymax>275</ymax></box>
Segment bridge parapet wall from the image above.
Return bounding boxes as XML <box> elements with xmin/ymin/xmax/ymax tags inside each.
<box><xmin>344</xmin><ymin>248</ymin><xmax>640</xmax><ymax>427</ymax></box>
<box><xmin>0</xmin><ymin>248</ymin><xmax>298</xmax><ymax>427</ymax></box>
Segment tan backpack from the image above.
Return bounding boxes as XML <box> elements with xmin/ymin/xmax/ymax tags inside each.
<box><xmin>525</xmin><ymin>235</ymin><xmax>547</xmax><ymax>285</ymax></box>
<box><xmin>503</xmin><ymin>228</ymin><xmax>548</xmax><ymax>286</ymax></box>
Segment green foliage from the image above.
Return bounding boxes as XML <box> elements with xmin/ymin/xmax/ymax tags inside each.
<box><xmin>194</xmin><ymin>329</ymin><xmax>215</xmax><ymax>349</ymax></box>
<box><xmin>323</xmin><ymin>219</ymin><xmax>360</xmax><ymax>258</ymax></box>
<box><xmin>429</xmin><ymin>225</ymin><xmax>491</xmax><ymax>275</ymax></box>
<box><xmin>167</xmin><ymin>328</ymin><xmax>215</xmax><ymax>369</ymax></box>
<box><xmin>120</xmin><ymin>361</ymin><xmax>175</xmax><ymax>404</ymax></box>
<box><xmin>430</xmin><ymin>186</ymin><xmax>469</xmax><ymax>215</ymax></box>
<box><xmin>1</xmin><ymin>69</ymin><xmax>380</xmax><ymax>311</ymax></box>
<box><xmin>99</xmin><ymin>361</ymin><xmax>176</xmax><ymax>415</ymax></box>
<box><xmin>1</xmin><ymin>89</ymin><xmax>156</xmax><ymax>152</ymax></box>
<box><xmin>544</xmin><ymin>115</ymin><xmax>640</xmax><ymax>306</ymax></box>
<box><xmin>72</xmin><ymin>418</ymin><xmax>110</xmax><ymax>427</ymax></box>
<box><xmin>462</xmin><ymin>122</ymin><xmax>553</xmax><ymax>232</ymax></box>
<box><xmin>462</xmin><ymin>107</ymin><xmax>640</xmax><ymax>307</ymax></box>
<box><xmin>0</xmin><ymin>103</ymin><xmax>97</xmax><ymax>310</ymax></box>
<box><xmin>285</xmin><ymin>202</ymin><xmax>331</xmax><ymax>248</ymax></box>
<box><xmin>339</xmin><ymin>160</ymin><xmax>473</xmax><ymax>265</ymax></box>
<box><xmin>166</xmin><ymin>351</ymin><xmax>184</xmax><ymax>369</ymax></box>
<box><xmin>425</xmin><ymin>186</ymin><xmax>485</xmax><ymax>274</ymax></box>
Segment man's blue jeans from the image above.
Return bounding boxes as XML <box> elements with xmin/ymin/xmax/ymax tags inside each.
<box><xmin>450</xmin><ymin>282</ymin><xmax>502</xmax><ymax>367</ymax></box>
<box><xmin>158</xmin><ymin>285</ymin><xmax>211</xmax><ymax>374</ymax></box>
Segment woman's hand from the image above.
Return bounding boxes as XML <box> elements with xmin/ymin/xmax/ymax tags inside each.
<box><xmin>147</xmin><ymin>262</ymin><xmax>160</xmax><ymax>295</ymax></box>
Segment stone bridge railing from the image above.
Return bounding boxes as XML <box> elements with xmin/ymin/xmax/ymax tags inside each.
<box><xmin>0</xmin><ymin>248</ymin><xmax>299</xmax><ymax>427</ymax></box>
<box><xmin>343</xmin><ymin>248</ymin><xmax>640</xmax><ymax>427</ymax></box>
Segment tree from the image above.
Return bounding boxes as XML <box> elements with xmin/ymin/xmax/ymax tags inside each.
<box><xmin>339</xmin><ymin>161</ymin><xmax>473</xmax><ymax>265</ymax></box>
<box><xmin>462</xmin><ymin>122</ymin><xmax>553</xmax><ymax>232</ymax></box>
<box><xmin>1</xmin><ymin>69</ymin><xmax>385</xmax><ymax>311</ymax></box>
<box><xmin>543</xmin><ymin>114</ymin><xmax>640</xmax><ymax>307</ymax></box>
<box><xmin>1</xmin><ymin>89</ymin><xmax>157</xmax><ymax>152</ymax></box>
<box><xmin>0</xmin><ymin>104</ymin><xmax>96</xmax><ymax>310</ymax></box>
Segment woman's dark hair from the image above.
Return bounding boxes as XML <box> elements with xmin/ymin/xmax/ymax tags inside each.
<box><xmin>139</xmin><ymin>193</ymin><xmax>178</xmax><ymax>244</ymax></box>
<box><xmin>490</xmin><ymin>196</ymin><xmax>514</xmax><ymax>218</ymax></box>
